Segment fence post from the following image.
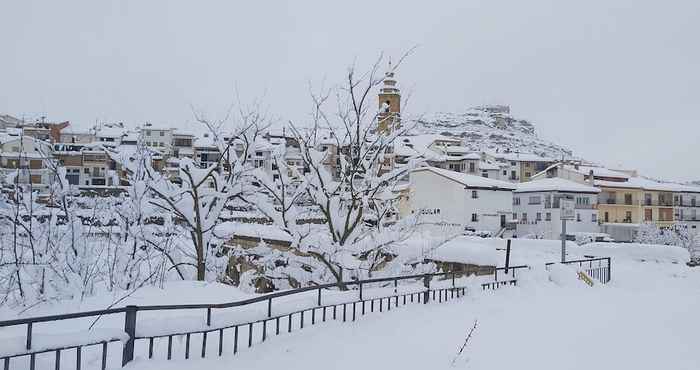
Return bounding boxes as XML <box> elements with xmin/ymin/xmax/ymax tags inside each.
<box><xmin>122</xmin><ymin>305</ymin><xmax>138</xmax><ymax>366</ymax></box>
<box><xmin>26</xmin><ymin>322</ymin><xmax>32</xmax><ymax>350</ymax></box>
<box><xmin>359</xmin><ymin>283</ymin><xmax>363</xmax><ymax>301</ymax></box>
<box><xmin>504</xmin><ymin>239</ymin><xmax>511</xmax><ymax>274</ymax></box>
<box><xmin>317</xmin><ymin>288</ymin><xmax>322</xmax><ymax>306</ymax></box>
<box><xmin>607</xmin><ymin>257</ymin><xmax>612</xmax><ymax>283</ymax></box>
<box><xmin>422</xmin><ymin>274</ymin><xmax>430</xmax><ymax>304</ymax></box>
<box><xmin>267</xmin><ymin>298</ymin><xmax>272</xmax><ymax>318</ymax></box>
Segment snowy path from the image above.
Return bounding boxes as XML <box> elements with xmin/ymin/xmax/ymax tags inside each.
<box><xmin>124</xmin><ymin>263</ymin><xmax>700</xmax><ymax>370</ymax></box>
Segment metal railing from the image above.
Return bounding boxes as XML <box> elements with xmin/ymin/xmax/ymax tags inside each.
<box><xmin>545</xmin><ymin>257</ymin><xmax>612</xmax><ymax>284</ymax></box>
<box><xmin>0</xmin><ymin>267</ymin><xmax>529</xmax><ymax>369</ymax></box>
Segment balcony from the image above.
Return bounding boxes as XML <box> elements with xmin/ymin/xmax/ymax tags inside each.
<box><xmin>642</xmin><ymin>199</ymin><xmax>673</xmax><ymax>207</ymax></box>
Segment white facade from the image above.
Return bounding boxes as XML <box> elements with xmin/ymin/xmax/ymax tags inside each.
<box><xmin>0</xmin><ymin>136</ymin><xmax>54</xmax><ymax>188</ymax></box>
<box><xmin>513</xmin><ymin>178</ymin><xmax>600</xmax><ymax>239</ymax></box>
<box><xmin>140</xmin><ymin>127</ymin><xmax>173</xmax><ymax>154</ymax></box>
<box><xmin>409</xmin><ymin>167</ymin><xmax>515</xmax><ymax>234</ymax></box>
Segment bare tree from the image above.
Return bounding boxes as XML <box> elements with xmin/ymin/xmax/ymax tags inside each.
<box><xmin>248</xmin><ymin>52</ymin><xmax>422</xmax><ymax>289</ymax></box>
<box><xmin>146</xmin><ymin>106</ymin><xmax>266</xmax><ymax>281</ymax></box>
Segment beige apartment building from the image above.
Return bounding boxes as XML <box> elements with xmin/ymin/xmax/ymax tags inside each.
<box><xmin>596</xmin><ymin>178</ymin><xmax>675</xmax><ymax>227</ymax></box>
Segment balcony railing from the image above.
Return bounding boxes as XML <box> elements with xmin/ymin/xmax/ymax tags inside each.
<box><xmin>643</xmin><ymin>200</ymin><xmax>674</xmax><ymax>207</ymax></box>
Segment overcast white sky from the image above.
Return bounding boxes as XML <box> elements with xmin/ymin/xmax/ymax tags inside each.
<box><xmin>2</xmin><ymin>1</ymin><xmax>699</xmax><ymax>181</ymax></box>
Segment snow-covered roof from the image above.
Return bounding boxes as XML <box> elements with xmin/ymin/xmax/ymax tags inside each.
<box><xmin>0</xmin><ymin>133</ymin><xmax>16</xmax><ymax>144</ymax></box>
<box><xmin>568</xmin><ymin>165</ymin><xmax>629</xmax><ymax>179</ymax></box>
<box><xmin>478</xmin><ymin>161</ymin><xmax>501</xmax><ymax>170</ymax></box>
<box><xmin>443</xmin><ymin>146</ymin><xmax>476</xmax><ymax>156</ymax></box>
<box><xmin>215</xmin><ymin>222</ymin><xmax>292</xmax><ymax>242</ymax></box>
<box><xmin>194</xmin><ymin>134</ymin><xmax>217</xmax><ymax>148</ymax></box>
<box><xmin>595</xmin><ymin>177</ymin><xmax>680</xmax><ymax>192</ymax></box>
<box><xmin>427</xmin><ymin>237</ymin><xmax>500</xmax><ymax>266</ymax></box>
<box><xmin>412</xmin><ymin>166</ymin><xmax>516</xmax><ymax>190</ymax></box>
<box><xmin>515</xmin><ymin>178</ymin><xmax>601</xmax><ymax>194</ymax></box>
<box><xmin>492</xmin><ymin>152</ymin><xmax>554</xmax><ymax>162</ymax></box>
<box><xmin>394</xmin><ymin>134</ymin><xmax>462</xmax><ymax>161</ymax></box>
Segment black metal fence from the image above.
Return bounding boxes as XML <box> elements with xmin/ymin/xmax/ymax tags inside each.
<box><xmin>545</xmin><ymin>257</ymin><xmax>612</xmax><ymax>284</ymax></box>
<box><xmin>0</xmin><ymin>267</ymin><xmax>529</xmax><ymax>370</ymax></box>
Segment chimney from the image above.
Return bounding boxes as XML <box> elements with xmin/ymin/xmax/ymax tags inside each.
<box><xmin>589</xmin><ymin>170</ymin><xmax>595</xmax><ymax>186</ymax></box>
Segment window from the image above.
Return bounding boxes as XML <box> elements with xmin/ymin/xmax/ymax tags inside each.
<box><xmin>545</xmin><ymin>212</ymin><xmax>552</xmax><ymax>221</ymax></box>
<box><xmin>536</xmin><ymin>212</ymin><xmax>542</xmax><ymax>221</ymax></box>
<box><xmin>513</xmin><ymin>213</ymin><xmax>518</xmax><ymax>220</ymax></box>
<box><xmin>482</xmin><ymin>172</ymin><xmax>488</xmax><ymax>178</ymax></box>
<box><xmin>644</xmin><ymin>209</ymin><xmax>652</xmax><ymax>221</ymax></box>
<box><xmin>626</xmin><ymin>211</ymin><xmax>633</xmax><ymax>222</ymax></box>
<box><xmin>577</xmin><ymin>213</ymin><xmax>581</xmax><ymax>222</ymax></box>
<box><xmin>510</xmin><ymin>170</ymin><xmax>517</xmax><ymax>180</ymax></box>
<box><xmin>471</xmin><ymin>190</ymin><xmax>478</xmax><ymax>199</ymax></box>
<box><xmin>503</xmin><ymin>170</ymin><xmax>507</xmax><ymax>176</ymax></box>
<box><xmin>84</xmin><ymin>168</ymin><xmax>90</xmax><ymax>174</ymax></box>
<box><xmin>513</xmin><ymin>197</ymin><xmax>521</xmax><ymax>205</ymax></box>
<box><xmin>522</xmin><ymin>213</ymin><xmax>528</xmax><ymax>222</ymax></box>
<box><xmin>528</xmin><ymin>196</ymin><xmax>541</xmax><ymax>205</ymax></box>
<box><xmin>592</xmin><ymin>214</ymin><xmax>597</xmax><ymax>222</ymax></box>
<box><xmin>471</xmin><ymin>213</ymin><xmax>478</xmax><ymax>222</ymax></box>
<box><xmin>469</xmin><ymin>162</ymin><xmax>476</xmax><ymax>172</ymax></box>
<box><xmin>146</xmin><ymin>130</ymin><xmax>151</xmax><ymax>136</ymax></box>
<box><xmin>159</xmin><ymin>131</ymin><xmax>165</xmax><ymax>136</ymax></box>
<box><xmin>644</xmin><ymin>193</ymin><xmax>652</xmax><ymax>206</ymax></box>
<box><xmin>510</xmin><ymin>161</ymin><xmax>516</xmax><ymax>166</ymax></box>
<box><xmin>524</xmin><ymin>172</ymin><xmax>531</xmax><ymax>178</ymax></box>
<box><xmin>576</xmin><ymin>197</ymin><xmax>590</xmax><ymax>206</ymax></box>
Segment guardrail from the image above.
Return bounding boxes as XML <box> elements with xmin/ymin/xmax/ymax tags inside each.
<box><xmin>0</xmin><ymin>267</ymin><xmax>529</xmax><ymax>370</ymax></box>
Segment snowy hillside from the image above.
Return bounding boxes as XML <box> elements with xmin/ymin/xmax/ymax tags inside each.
<box><xmin>408</xmin><ymin>105</ymin><xmax>573</xmax><ymax>159</ymax></box>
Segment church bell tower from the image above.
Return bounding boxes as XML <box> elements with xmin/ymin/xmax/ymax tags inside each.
<box><xmin>377</xmin><ymin>63</ymin><xmax>401</xmax><ymax>134</ymax></box>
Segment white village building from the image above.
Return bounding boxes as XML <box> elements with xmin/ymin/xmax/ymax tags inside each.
<box><xmin>409</xmin><ymin>166</ymin><xmax>515</xmax><ymax>234</ymax></box>
<box><xmin>513</xmin><ymin>177</ymin><xmax>601</xmax><ymax>239</ymax></box>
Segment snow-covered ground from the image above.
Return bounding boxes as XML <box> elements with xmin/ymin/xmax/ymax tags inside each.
<box><xmin>2</xmin><ymin>239</ymin><xmax>697</xmax><ymax>370</ymax></box>
<box><xmin>122</xmin><ymin>251</ymin><xmax>699</xmax><ymax>370</ymax></box>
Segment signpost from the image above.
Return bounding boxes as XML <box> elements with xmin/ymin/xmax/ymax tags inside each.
<box><xmin>560</xmin><ymin>199</ymin><xmax>575</xmax><ymax>263</ymax></box>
